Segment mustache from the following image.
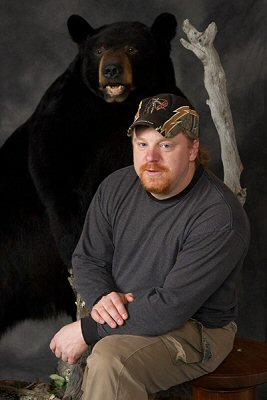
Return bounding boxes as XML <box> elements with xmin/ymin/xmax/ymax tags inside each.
<box><xmin>140</xmin><ymin>163</ymin><xmax>169</xmax><ymax>173</ymax></box>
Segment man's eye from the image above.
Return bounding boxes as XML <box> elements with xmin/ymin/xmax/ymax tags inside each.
<box><xmin>138</xmin><ymin>142</ymin><xmax>147</xmax><ymax>148</ymax></box>
<box><xmin>160</xmin><ymin>143</ymin><xmax>172</xmax><ymax>150</ymax></box>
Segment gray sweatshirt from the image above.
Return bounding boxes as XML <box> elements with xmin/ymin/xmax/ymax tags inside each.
<box><xmin>72</xmin><ymin>166</ymin><xmax>250</xmax><ymax>339</ymax></box>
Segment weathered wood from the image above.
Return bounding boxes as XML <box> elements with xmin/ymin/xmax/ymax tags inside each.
<box><xmin>0</xmin><ymin>383</ymin><xmax>61</xmax><ymax>399</ymax></box>
<box><xmin>62</xmin><ymin>352</ymin><xmax>90</xmax><ymax>400</ymax></box>
<box><xmin>60</xmin><ymin>277</ymin><xmax>91</xmax><ymax>400</ymax></box>
<box><xmin>180</xmin><ymin>20</ymin><xmax>247</xmax><ymax>205</ymax></box>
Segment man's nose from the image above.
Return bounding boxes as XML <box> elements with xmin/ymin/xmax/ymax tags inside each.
<box><xmin>145</xmin><ymin>146</ymin><xmax>160</xmax><ymax>162</ymax></box>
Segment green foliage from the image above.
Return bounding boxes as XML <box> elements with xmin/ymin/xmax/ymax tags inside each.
<box><xmin>49</xmin><ymin>374</ymin><xmax>67</xmax><ymax>389</ymax></box>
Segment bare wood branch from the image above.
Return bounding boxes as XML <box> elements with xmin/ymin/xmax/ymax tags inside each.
<box><xmin>180</xmin><ymin>19</ymin><xmax>247</xmax><ymax>205</ymax></box>
<box><xmin>59</xmin><ymin>277</ymin><xmax>91</xmax><ymax>400</ymax></box>
<box><xmin>0</xmin><ymin>383</ymin><xmax>61</xmax><ymax>399</ymax></box>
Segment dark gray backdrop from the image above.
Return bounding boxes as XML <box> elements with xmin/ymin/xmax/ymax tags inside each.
<box><xmin>0</xmin><ymin>0</ymin><xmax>266</xmax><ymax>396</ymax></box>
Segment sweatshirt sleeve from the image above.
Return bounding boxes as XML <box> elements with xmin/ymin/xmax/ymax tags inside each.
<box><xmin>72</xmin><ymin>186</ymin><xmax>118</xmax><ymax>309</ymax></box>
<box><xmin>97</xmin><ymin>227</ymin><xmax>249</xmax><ymax>337</ymax></box>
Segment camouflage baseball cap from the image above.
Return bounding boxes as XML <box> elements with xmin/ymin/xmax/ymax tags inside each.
<box><xmin>127</xmin><ymin>93</ymin><xmax>199</xmax><ymax>138</ymax></box>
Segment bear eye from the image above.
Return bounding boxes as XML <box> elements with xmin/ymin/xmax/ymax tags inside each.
<box><xmin>127</xmin><ymin>46</ymin><xmax>137</xmax><ymax>55</ymax></box>
<box><xmin>95</xmin><ymin>47</ymin><xmax>105</xmax><ymax>56</ymax></box>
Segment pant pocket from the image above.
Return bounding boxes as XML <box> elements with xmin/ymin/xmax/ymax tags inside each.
<box><xmin>161</xmin><ymin>320</ymin><xmax>212</xmax><ymax>365</ymax></box>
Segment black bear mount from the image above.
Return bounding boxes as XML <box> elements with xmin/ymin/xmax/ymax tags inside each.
<box><xmin>0</xmin><ymin>13</ymin><xmax>184</xmax><ymax>337</ymax></box>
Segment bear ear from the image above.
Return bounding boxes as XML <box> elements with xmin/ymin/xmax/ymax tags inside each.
<box><xmin>151</xmin><ymin>13</ymin><xmax>177</xmax><ymax>42</ymax></box>
<box><xmin>67</xmin><ymin>15</ymin><xmax>95</xmax><ymax>43</ymax></box>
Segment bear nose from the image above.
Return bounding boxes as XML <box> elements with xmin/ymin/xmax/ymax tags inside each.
<box><xmin>104</xmin><ymin>64</ymin><xmax>120</xmax><ymax>79</ymax></box>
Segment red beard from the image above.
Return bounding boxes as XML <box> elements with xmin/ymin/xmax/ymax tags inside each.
<box><xmin>139</xmin><ymin>163</ymin><xmax>171</xmax><ymax>195</ymax></box>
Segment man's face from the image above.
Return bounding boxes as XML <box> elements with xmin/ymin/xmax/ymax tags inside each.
<box><xmin>132</xmin><ymin>126</ymin><xmax>199</xmax><ymax>199</ymax></box>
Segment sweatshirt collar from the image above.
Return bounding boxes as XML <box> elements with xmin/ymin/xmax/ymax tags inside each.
<box><xmin>145</xmin><ymin>165</ymin><xmax>204</xmax><ymax>203</ymax></box>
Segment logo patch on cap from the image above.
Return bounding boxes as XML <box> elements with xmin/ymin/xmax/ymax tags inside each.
<box><xmin>144</xmin><ymin>97</ymin><xmax>168</xmax><ymax>114</ymax></box>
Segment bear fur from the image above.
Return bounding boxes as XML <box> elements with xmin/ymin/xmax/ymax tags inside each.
<box><xmin>0</xmin><ymin>13</ymin><xmax>185</xmax><ymax>336</ymax></box>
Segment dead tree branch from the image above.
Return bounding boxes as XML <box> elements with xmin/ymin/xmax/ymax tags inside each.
<box><xmin>180</xmin><ymin>19</ymin><xmax>247</xmax><ymax>204</ymax></box>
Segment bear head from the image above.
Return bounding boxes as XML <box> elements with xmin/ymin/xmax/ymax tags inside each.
<box><xmin>67</xmin><ymin>13</ymin><xmax>178</xmax><ymax>103</ymax></box>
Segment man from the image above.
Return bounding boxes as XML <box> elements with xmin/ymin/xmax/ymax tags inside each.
<box><xmin>50</xmin><ymin>93</ymin><xmax>250</xmax><ymax>400</ymax></box>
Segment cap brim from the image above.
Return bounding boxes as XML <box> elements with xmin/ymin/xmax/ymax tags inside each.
<box><xmin>127</xmin><ymin>120</ymin><xmax>155</xmax><ymax>136</ymax></box>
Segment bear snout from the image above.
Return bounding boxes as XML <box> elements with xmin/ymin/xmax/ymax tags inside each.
<box><xmin>98</xmin><ymin>50</ymin><xmax>134</xmax><ymax>103</ymax></box>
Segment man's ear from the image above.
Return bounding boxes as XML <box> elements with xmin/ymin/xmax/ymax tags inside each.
<box><xmin>189</xmin><ymin>139</ymin><xmax>200</xmax><ymax>161</ymax></box>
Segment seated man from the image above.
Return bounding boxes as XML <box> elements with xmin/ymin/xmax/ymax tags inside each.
<box><xmin>50</xmin><ymin>93</ymin><xmax>250</xmax><ymax>400</ymax></box>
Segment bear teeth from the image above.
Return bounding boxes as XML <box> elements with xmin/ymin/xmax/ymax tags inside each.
<box><xmin>106</xmin><ymin>85</ymin><xmax>125</xmax><ymax>96</ymax></box>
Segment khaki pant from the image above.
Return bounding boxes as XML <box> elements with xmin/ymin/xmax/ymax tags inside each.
<box><xmin>82</xmin><ymin>320</ymin><xmax>236</xmax><ymax>400</ymax></box>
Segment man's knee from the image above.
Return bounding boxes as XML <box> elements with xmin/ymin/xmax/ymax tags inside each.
<box><xmin>87</xmin><ymin>335</ymin><xmax>125</xmax><ymax>372</ymax></box>
<box><xmin>82</xmin><ymin>336</ymin><xmax>131</xmax><ymax>398</ymax></box>
<box><xmin>87</xmin><ymin>334</ymin><xmax>160</xmax><ymax>376</ymax></box>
